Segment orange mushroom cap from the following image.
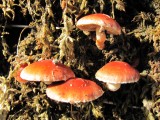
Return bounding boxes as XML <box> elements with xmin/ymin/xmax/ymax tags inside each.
<box><xmin>46</xmin><ymin>78</ymin><xmax>104</xmax><ymax>104</ymax></box>
<box><xmin>95</xmin><ymin>61</ymin><xmax>140</xmax><ymax>84</ymax></box>
<box><xmin>76</xmin><ymin>13</ymin><xmax>121</xmax><ymax>35</ymax></box>
<box><xmin>20</xmin><ymin>60</ymin><xmax>75</xmax><ymax>82</ymax></box>
<box><xmin>76</xmin><ymin>13</ymin><xmax>121</xmax><ymax>50</ymax></box>
<box><xmin>13</xmin><ymin>63</ymin><xmax>28</xmax><ymax>84</ymax></box>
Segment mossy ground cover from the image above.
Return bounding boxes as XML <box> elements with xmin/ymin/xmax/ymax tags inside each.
<box><xmin>0</xmin><ymin>0</ymin><xmax>159</xmax><ymax>120</ymax></box>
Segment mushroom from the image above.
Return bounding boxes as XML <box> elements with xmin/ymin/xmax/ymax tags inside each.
<box><xmin>20</xmin><ymin>59</ymin><xmax>75</xmax><ymax>84</ymax></box>
<box><xmin>13</xmin><ymin>63</ymin><xmax>28</xmax><ymax>84</ymax></box>
<box><xmin>46</xmin><ymin>78</ymin><xmax>104</xmax><ymax>104</ymax></box>
<box><xmin>95</xmin><ymin>61</ymin><xmax>140</xmax><ymax>91</ymax></box>
<box><xmin>76</xmin><ymin>13</ymin><xmax>121</xmax><ymax>50</ymax></box>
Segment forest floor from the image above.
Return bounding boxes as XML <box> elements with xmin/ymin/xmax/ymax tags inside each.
<box><xmin>0</xmin><ymin>0</ymin><xmax>159</xmax><ymax>120</ymax></box>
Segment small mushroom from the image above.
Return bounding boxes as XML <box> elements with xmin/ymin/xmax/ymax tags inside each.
<box><xmin>20</xmin><ymin>59</ymin><xmax>75</xmax><ymax>84</ymax></box>
<box><xmin>46</xmin><ymin>78</ymin><xmax>104</xmax><ymax>104</ymax></box>
<box><xmin>76</xmin><ymin>13</ymin><xmax>121</xmax><ymax>50</ymax></box>
<box><xmin>95</xmin><ymin>61</ymin><xmax>140</xmax><ymax>91</ymax></box>
<box><xmin>13</xmin><ymin>63</ymin><xmax>28</xmax><ymax>84</ymax></box>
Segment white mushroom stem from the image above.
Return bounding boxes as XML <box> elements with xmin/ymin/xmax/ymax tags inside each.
<box><xmin>105</xmin><ymin>83</ymin><xmax>121</xmax><ymax>91</ymax></box>
<box><xmin>95</xmin><ymin>27</ymin><xmax>106</xmax><ymax>50</ymax></box>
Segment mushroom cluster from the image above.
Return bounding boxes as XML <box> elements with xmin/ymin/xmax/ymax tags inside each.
<box><xmin>13</xmin><ymin>13</ymin><xmax>140</xmax><ymax>106</ymax></box>
<box><xmin>76</xmin><ymin>13</ymin><xmax>140</xmax><ymax>91</ymax></box>
<box><xmin>15</xmin><ymin>59</ymin><xmax>104</xmax><ymax>104</ymax></box>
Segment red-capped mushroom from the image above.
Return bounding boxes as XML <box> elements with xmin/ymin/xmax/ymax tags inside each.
<box><xmin>46</xmin><ymin>78</ymin><xmax>104</xmax><ymax>104</ymax></box>
<box><xmin>20</xmin><ymin>60</ymin><xmax>75</xmax><ymax>84</ymax></box>
<box><xmin>95</xmin><ymin>61</ymin><xmax>140</xmax><ymax>91</ymax></box>
<box><xmin>13</xmin><ymin>63</ymin><xmax>28</xmax><ymax>84</ymax></box>
<box><xmin>76</xmin><ymin>13</ymin><xmax>121</xmax><ymax>50</ymax></box>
